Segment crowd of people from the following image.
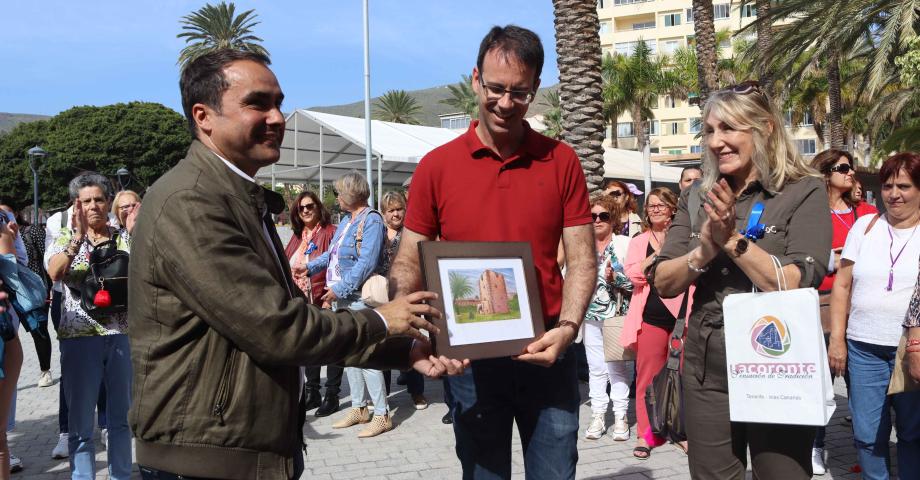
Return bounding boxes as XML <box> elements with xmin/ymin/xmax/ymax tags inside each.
<box><xmin>0</xmin><ymin>23</ymin><xmax>918</xmax><ymax>480</ymax></box>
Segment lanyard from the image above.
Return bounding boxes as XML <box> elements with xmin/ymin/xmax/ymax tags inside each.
<box><xmin>886</xmin><ymin>223</ymin><xmax>919</xmax><ymax>291</ymax></box>
<box><xmin>831</xmin><ymin>208</ymin><xmax>855</xmax><ymax>230</ymax></box>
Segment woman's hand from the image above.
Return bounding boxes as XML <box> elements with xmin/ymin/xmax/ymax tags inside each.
<box><xmin>125</xmin><ymin>203</ymin><xmax>140</xmax><ymax>234</ymax></box>
<box><xmin>828</xmin><ymin>336</ymin><xmax>847</xmax><ymax>377</ymax></box>
<box><xmin>701</xmin><ymin>179</ymin><xmax>737</xmax><ymax>248</ymax></box>
<box><xmin>909</xmin><ymin>351</ymin><xmax>920</xmax><ymax>383</ymax></box>
<box><xmin>604</xmin><ymin>262</ymin><xmax>614</xmax><ymax>283</ymax></box>
<box><xmin>291</xmin><ymin>264</ymin><xmax>307</xmax><ymax>279</ymax></box>
<box><xmin>320</xmin><ymin>287</ymin><xmax>338</xmax><ymax>304</ymax></box>
<box><xmin>71</xmin><ymin>201</ymin><xmax>88</xmax><ymax>241</ymax></box>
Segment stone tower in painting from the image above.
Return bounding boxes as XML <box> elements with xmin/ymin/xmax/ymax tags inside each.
<box><xmin>478</xmin><ymin>270</ymin><xmax>509</xmax><ymax>314</ymax></box>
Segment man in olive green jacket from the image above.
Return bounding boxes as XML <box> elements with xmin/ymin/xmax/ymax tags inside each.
<box><xmin>128</xmin><ymin>49</ymin><xmax>460</xmax><ymax>480</ymax></box>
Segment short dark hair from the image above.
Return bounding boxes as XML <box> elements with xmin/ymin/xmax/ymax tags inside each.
<box><xmin>180</xmin><ymin>49</ymin><xmax>272</xmax><ymax>136</ymax></box>
<box><xmin>477</xmin><ymin>25</ymin><xmax>544</xmax><ymax>83</ymax></box>
<box><xmin>290</xmin><ymin>190</ymin><xmax>331</xmax><ymax>236</ymax></box>
<box><xmin>879</xmin><ymin>152</ymin><xmax>920</xmax><ymax>189</ymax></box>
<box><xmin>680</xmin><ymin>166</ymin><xmax>702</xmax><ymax>180</ymax></box>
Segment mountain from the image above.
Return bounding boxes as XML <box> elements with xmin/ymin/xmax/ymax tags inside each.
<box><xmin>0</xmin><ymin>112</ymin><xmax>51</xmax><ymax>134</ymax></box>
<box><xmin>308</xmin><ymin>83</ymin><xmax>558</xmax><ymax>127</ymax></box>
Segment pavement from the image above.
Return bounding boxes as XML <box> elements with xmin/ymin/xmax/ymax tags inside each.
<box><xmin>11</xmin><ymin>327</ymin><xmax>895</xmax><ymax>479</ymax></box>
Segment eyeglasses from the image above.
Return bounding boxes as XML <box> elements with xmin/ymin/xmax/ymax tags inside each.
<box><xmin>478</xmin><ymin>76</ymin><xmax>535</xmax><ymax>105</ymax></box>
<box><xmin>646</xmin><ymin>204</ymin><xmax>670</xmax><ymax>212</ymax></box>
<box><xmin>117</xmin><ymin>203</ymin><xmax>138</xmax><ymax>212</ymax></box>
<box><xmin>591</xmin><ymin>212</ymin><xmax>612</xmax><ymax>222</ymax></box>
<box><xmin>299</xmin><ymin>203</ymin><xmax>316</xmax><ymax>213</ymax></box>
<box><xmin>606</xmin><ymin>190</ymin><xmax>624</xmax><ymax>198</ymax></box>
<box><xmin>829</xmin><ymin>163</ymin><xmax>853</xmax><ymax>175</ymax></box>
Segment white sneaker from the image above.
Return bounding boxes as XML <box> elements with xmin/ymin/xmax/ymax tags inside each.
<box><xmin>812</xmin><ymin>447</ymin><xmax>826</xmax><ymax>475</ymax></box>
<box><xmin>51</xmin><ymin>433</ymin><xmax>69</xmax><ymax>459</ymax></box>
<box><xmin>611</xmin><ymin>414</ymin><xmax>630</xmax><ymax>441</ymax></box>
<box><xmin>9</xmin><ymin>454</ymin><xmax>22</xmax><ymax>472</ymax></box>
<box><xmin>38</xmin><ymin>370</ymin><xmax>53</xmax><ymax>387</ymax></box>
<box><xmin>585</xmin><ymin>413</ymin><xmax>606</xmax><ymax>440</ymax></box>
<box><xmin>101</xmin><ymin>428</ymin><xmax>108</xmax><ymax>450</ymax></box>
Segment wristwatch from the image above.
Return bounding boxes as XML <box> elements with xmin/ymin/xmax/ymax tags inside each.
<box><xmin>734</xmin><ymin>237</ymin><xmax>750</xmax><ymax>257</ymax></box>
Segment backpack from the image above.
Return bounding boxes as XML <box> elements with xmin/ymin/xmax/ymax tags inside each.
<box><xmin>79</xmin><ymin>233</ymin><xmax>130</xmax><ymax>319</ymax></box>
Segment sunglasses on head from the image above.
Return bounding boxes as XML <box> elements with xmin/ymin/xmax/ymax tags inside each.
<box><xmin>606</xmin><ymin>190</ymin><xmax>624</xmax><ymax>198</ymax></box>
<box><xmin>829</xmin><ymin>163</ymin><xmax>853</xmax><ymax>175</ymax></box>
<box><xmin>299</xmin><ymin>203</ymin><xmax>316</xmax><ymax>212</ymax></box>
<box><xmin>725</xmin><ymin>80</ymin><xmax>764</xmax><ymax>96</ymax></box>
<box><xmin>591</xmin><ymin>212</ymin><xmax>612</xmax><ymax>222</ymax></box>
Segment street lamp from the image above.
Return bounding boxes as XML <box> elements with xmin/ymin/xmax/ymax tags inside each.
<box><xmin>116</xmin><ymin>167</ymin><xmax>131</xmax><ymax>191</ymax></box>
<box><xmin>26</xmin><ymin>146</ymin><xmax>47</xmax><ymax>225</ymax></box>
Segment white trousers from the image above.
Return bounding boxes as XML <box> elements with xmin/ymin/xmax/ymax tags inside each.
<box><xmin>583</xmin><ymin>321</ymin><xmax>633</xmax><ymax>416</ymax></box>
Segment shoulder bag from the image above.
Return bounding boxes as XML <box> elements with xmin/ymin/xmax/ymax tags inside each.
<box><xmin>355</xmin><ymin>210</ymin><xmax>389</xmax><ymax>307</ymax></box>
<box><xmin>80</xmin><ymin>233</ymin><xmax>130</xmax><ymax>319</ymax></box>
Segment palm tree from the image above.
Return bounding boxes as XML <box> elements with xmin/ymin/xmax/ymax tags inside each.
<box><xmin>753</xmin><ymin>0</ymin><xmax>775</xmax><ymax>96</ymax></box>
<box><xmin>440</xmin><ymin>75</ymin><xmax>478</xmax><ymax>119</ymax></box>
<box><xmin>449</xmin><ymin>272</ymin><xmax>475</xmax><ymax>301</ymax></box>
<box><xmin>373</xmin><ymin>90</ymin><xmax>422</xmax><ymax>125</ymax></box>
<box><xmin>552</xmin><ymin>0</ymin><xmax>607</xmax><ymax>193</ymax></box>
<box><xmin>691</xmin><ymin>0</ymin><xmax>719</xmax><ymax>105</ymax></box>
<box><xmin>177</xmin><ymin>2</ymin><xmax>268</xmax><ymax>67</ymax></box>
<box><xmin>539</xmin><ymin>90</ymin><xmax>564</xmax><ymax>140</ymax></box>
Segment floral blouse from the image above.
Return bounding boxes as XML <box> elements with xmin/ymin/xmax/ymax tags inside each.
<box><xmin>906</xmin><ymin>257</ymin><xmax>920</xmax><ymax>328</ymax></box>
<box><xmin>584</xmin><ymin>241</ymin><xmax>633</xmax><ymax>322</ymax></box>
<box><xmin>48</xmin><ymin>227</ymin><xmax>130</xmax><ymax>339</ymax></box>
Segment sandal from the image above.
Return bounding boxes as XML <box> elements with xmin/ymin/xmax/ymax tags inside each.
<box><xmin>633</xmin><ymin>446</ymin><xmax>651</xmax><ymax>460</ymax></box>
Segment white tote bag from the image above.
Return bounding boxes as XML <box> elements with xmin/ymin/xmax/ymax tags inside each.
<box><xmin>722</xmin><ymin>258</ymin><xmax>835</xmax><ymax>426</ymax></box>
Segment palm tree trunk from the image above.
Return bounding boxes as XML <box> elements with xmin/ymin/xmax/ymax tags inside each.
<box><xmin>632</xmin><ymin>106</ymin><xmax>647</xmax><ymax>154</ymax></box>
<box><xmin>755</xmin><ymin>0</ymin><xmax>774</xmax><ymax>97</ymax></box>
<box><xmin>692</xmin><ymin>0</ymin><xmax>719</xmax><ymax>105</ymax></box>
<box><xmin>553</xmin><ymin>0</ymin><xmax>608</xmax><ymax>193</ymax></box>
<box><xmin>826</xmin><ymin>53</ymin><xmax>845</xmax><ymax>148</ymax></box>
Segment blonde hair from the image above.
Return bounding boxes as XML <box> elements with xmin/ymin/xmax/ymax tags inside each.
<box><xmin>381</xmin><ymin>190</ymin><xmax>407</xmax><ymax>211</ymax></box>
<box><xmin>699</xmin><ymin>88</ymin><xmax>818</xmax><ymax>194</ymax></box>
<box><xmin>334</xmin><ymin>171</ymin><xmax>371</xmax><ymax>207</ymax></box>
<box><xmin>111</xmin><ymin>190</ymin><xmax>141</xmax><ymax>225</ymax></box>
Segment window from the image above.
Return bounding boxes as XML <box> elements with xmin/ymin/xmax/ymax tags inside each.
<box><xmin>650</xmin><ymin>147</ymin><xmax>660</xmax><ymax>154</ymax></box>
<box><xmin>742</xmin><ymin>5</ymin><xmax>757</xmax><ymax>17</ymax></box>
<box><xmin>667</xmin><ymin>149</ymin><xmax>684</xmax><ymax>155</ymax></box>
<box><xmin>719</xmin><ymin>37</ymin><xmax>731</xmax><ymax>49</ymax></box>
<box><xmin>686</xmin><ymin>8</ymin><xmax>694</xmax><ymax>22</ymax></box>
<box><xmin>714</xmin><ymin>3</ymin><xmax>730</xmax><ymax>20</ymax></box>
<box><xmin>599</xmin><ymin>21</ymin><xmax>612</xmax><ymax>35</ymax></box>
<box><xmin>663</xmin><ymin>13</ymin><xmax>681</xmax><ymax>27</ymax></box>
<box><xmin>615</xmin><ymin>40</ymin><xmax>657</xmax><ymax>56</ymax></box>
<box><xmin>796</xmin><ymin>139</ymin><xmax>817</xmax><ymax>155</ymax></box>
<box><xmin>614</xmin><ymin>0</ymin><xmax>654</xmax><ymax>5</ymax></box>
<box><xmin>598</xmin><ymin>0</ymin><xmax>605</xmax><ymax>8</ymax></box>
<box><xmin>689</xmin><ymin>117</ymin><xmax>702</xmax><ymax>134</ymax></box>
<box><xmin>663</xmin><ymin>121</ymin><xmax>683</xmax><ymax>135</ymax></box>
<box><xmin>632</xmin><ymin>21</ymin><xmax>656</xmax><ymax>30</ymax></box>
<box><xmin>440</xmin><ymin>115</ymin><xmax>471</xmax><ymax>129</ymax></box>
<box><xmin>662</xmin><ymin>40</ymin><xmax>681</xmax><ymax>55</ymax></box>
<box><xmin>617</xmin><ymin>122</ymin><xmax>635</xmax><ymax>138</ymax></box>
<box><xmin>663</xmin><ymin>95</ymin><xmax>677</xmax><ymax>108</ymax></box>
<box><xmin>690</xmin><ymin>145</ymin><xmax>703</xmax><ymax>153</ymax></box>
<box><xmin>671</xmin><ymin>122</ymin><xmax>681</xmax><ymax>135</ymax></box>
<box><xmin>801</xmin><ymin>111</ymin><xmax>814</xmax><ymax>126</ymax></box>
<box><xmin>649</xmin><ymin>120</ymin><xmax>660</xmax><ymax>136</ymax></box>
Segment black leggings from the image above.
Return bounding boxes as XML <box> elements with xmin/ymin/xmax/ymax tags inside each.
<box><xmin>29</xmin><ymin>320</ymin><xmax>52</xmax><ymax>371</ymax></box>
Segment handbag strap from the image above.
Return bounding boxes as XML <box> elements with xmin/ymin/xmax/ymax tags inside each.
<box><xmin>354</xmin><ymin>209</ymin><xmax>381</xmax><ymax>258</ymax></box>
<box><xmin>666</xmin><ymin>289</ymin><xmax>691</xmax><ymax>371</ymax></box>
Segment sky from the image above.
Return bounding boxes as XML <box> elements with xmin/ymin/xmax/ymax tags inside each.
<box><xmin>1</xmin><ymin>1</ymin><xmax>559</xmax><ymax>116</ymax></box>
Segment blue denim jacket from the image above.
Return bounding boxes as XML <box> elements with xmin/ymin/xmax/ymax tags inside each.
<box><xmin>307</xmin><ymin>208</ymin><xmax>384</xmax><ymax>299</ymax></box>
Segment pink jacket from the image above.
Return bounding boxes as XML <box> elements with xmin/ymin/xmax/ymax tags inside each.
<box><xmin>621</xmin><ymin>231</ymin><xmax>694</xmax><ymax>349</ymax></box>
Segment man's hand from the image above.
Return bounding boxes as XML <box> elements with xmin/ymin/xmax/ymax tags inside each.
<box><xmin>374</xmin><ymin>291</ymin><xmax>442</xmax><ymax>342</ymax></box>
<box><xmin>514</xmin><ymin>325</ymin><xmax>578</xmax><ymax>367</ymax></box>
<box><xmin>409</xmin><ymin>338</ymin><xmax>470</xmax><ymax>378</ymax></box>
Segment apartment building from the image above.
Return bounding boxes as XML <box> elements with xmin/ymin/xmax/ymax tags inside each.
<box><xmin>596</xmin><ymin>0</ymin><xmax>822</xmax><ymax>161</ymax></box>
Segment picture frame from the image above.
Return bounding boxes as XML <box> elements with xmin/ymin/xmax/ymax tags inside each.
<box><xmin>418</xmin><ymin>241</ymin><xmax>546</xmax><ymax>360</ymax></box>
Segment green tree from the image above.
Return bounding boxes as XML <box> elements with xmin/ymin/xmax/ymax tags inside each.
<box><xmin>0</xmin><ymin>102</ymin><xmax>191</xmax><ymax>210</ymax></box>
<box><xmin>440</xmin><ymin>75</ymin><xmax>478</xmax><ymax>119</ymax></box>
<box><xmin>373</xmin><ymin>90</ymin><xmax>422</xmax><ymax>125</ymax></box>
<box><xmin>177</xmin><ymin>1</ymin><xmax>269</xmax><ymax>67</ymax></box>
<box><xmin>539</xmin><ymin>90</ymin><xmax>563</xmax><ymax>140</ymax></box>
<box><xmin>552</xmin><ymin>0</ymin><xmax>608</xmax><ymax>193</ymax></box>
<box><xmin>601</xmin><ymin>53</ymin><xmax>631</xmax><ymax>149</ymax></box>
<box><xmin>449</xmin><ymin>272</ymin><xmax>475</xmax><ymax>300</ymax></box>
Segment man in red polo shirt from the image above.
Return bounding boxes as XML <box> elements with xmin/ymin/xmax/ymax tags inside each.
<box><xmin>389</xmin><ymin>25</ymin><xmax>595</xmax><ymax>479</ymax></box>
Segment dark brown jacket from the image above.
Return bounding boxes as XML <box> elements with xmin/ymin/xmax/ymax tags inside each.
<box><xmin>128</xmin><ymin>141</ymin><xmax>410</xmax><ymax>479</ymax></box>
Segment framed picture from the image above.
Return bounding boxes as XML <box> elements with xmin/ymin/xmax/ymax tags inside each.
<box><xmin>418</xmin><ymin>241</ymin><xmax>545</xmax><ymax>360</ymax></box>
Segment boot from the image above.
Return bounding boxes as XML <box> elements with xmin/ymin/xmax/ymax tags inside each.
<box><xmin>331</xmin><ymin>407</ymin><xmax>370</xmax><ymax>429</ymax></box>
<box><xmin>303</xmin><ymin>386</ymin><xmax>322</xmax><ymax>411</ymax></box>
<box><xmin>314</xmin><ymin>388</ymin><xmax>340</xmax><ymax>418</ymax></box>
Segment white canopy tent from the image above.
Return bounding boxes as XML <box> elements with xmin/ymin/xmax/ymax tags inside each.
<box><xmin>255</xmin><ymin>109</ymin><xmax>460</xmax><ymax>202</ymax></box>
<box><xmin>603</xmin><ymin>148</ymin><xmax>684</xmax><ymax>183</ymax></box>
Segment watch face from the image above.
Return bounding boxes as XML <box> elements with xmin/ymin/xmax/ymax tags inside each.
<box><xmin>736</xmin><ymin>238</ymin><xmax>749</xmax><ymax>255</ymax></box>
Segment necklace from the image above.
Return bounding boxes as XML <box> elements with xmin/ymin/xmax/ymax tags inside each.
<box><xmin>886</xmin><ymin>222</ymin><xmax>920</xmax><ymax>291</ymax></box>
<box><xmin>831</xmin><ymin>208</ymin><xmax>855</xmax><ymax>230</ymax></box>
<box><xmin>87</xmin><ymin>228</ymin><xmax>110</xmax><ymax>245</ymax></box>
<box><xmin>650</xmin><ymin>229</ymin><xmax>665</xmax><ymax>250</ymax></box>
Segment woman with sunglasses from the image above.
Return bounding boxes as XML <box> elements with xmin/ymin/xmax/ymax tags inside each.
<box><xmin>622</xmin><ymin>187</ymin><xmax>693</xmax><ymax>460</ymax></box>
<box><xmin>651</xmin><ymin>81</ymin><xmax>832</xmax><ymax>478</ymax></box>
<box><xmin>809</xmin><ymin>149</ymin><xmax>876</xmax><ymax>473</ymax></box>
<box><xmin>604</xmin><ymin>180</ymin><xmax>642</xmax><ymax>237</ymax></box>
<box><xmin>286</xmin><ymin>191</ymin><xmax>342</xmax><ymax>417</ymax></box>
<box><xmin>582</xmin><ymin>193</ymin><xmax>634</xmax><ymax>442</ymax></box>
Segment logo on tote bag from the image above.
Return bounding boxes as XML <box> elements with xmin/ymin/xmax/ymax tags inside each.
<box><xmin>750</xmin><ymin>316</ymin><xmax>791</xmax><ymax>358</ymax></box>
